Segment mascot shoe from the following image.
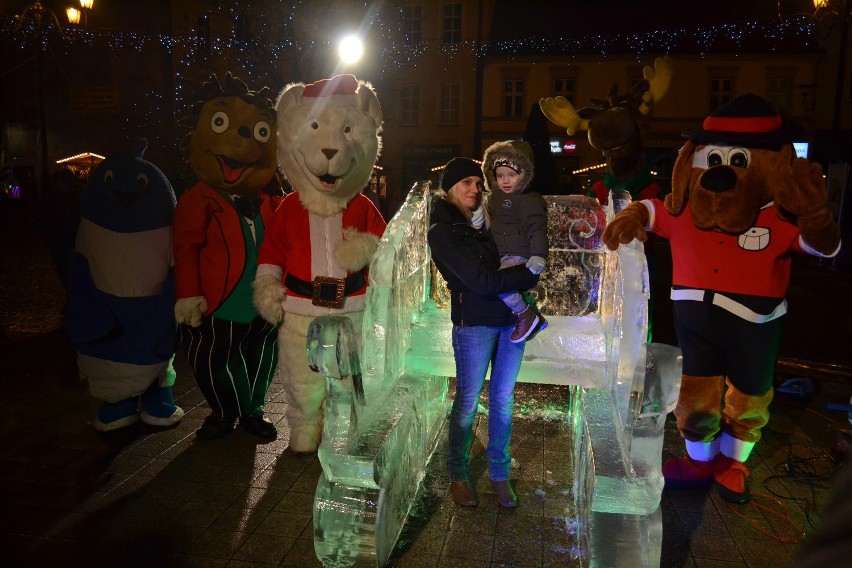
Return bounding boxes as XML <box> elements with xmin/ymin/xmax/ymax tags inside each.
<box><xmin>714</xmin><ymin>455</ymin><xmax>750</xmax><ymax>504</ymax></box>
<box><xmin>662</xmin><ymin>455</ymin><xmax>717</xmax><ymax>488</ymax></box>
<box><xmin>140</xmin><ymin>383</ymin><xmax>185</xmax><ymax>428</ymax></box>
<box><xmin>94</xmin><ymin>398</ymin><xmax>140</xmax><ymax>432</ymax></box>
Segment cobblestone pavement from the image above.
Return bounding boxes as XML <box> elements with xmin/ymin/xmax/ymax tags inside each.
<box><xmin>2</xmin><ymin>209</ymin><xmax>851</xmax><ymax>567</ymax></box>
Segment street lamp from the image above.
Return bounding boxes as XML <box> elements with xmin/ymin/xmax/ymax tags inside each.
<box><xmin>13</xmin><ymin>1</ymin><xmax>67</xmax><ymax>199</ymax></box>
<box><xmin>13</xmin><ymin>0</ymin><xmax>96</xmax><ymax>197</ymax></box>
<box><xmin>66</xmin><ymin>8</ymin><xmax>81</xmax><ymax>25</ymax></box>
<box><xmin>338</xmin><ymin>35</ymin><xmax>364</xmax><ymax>65</ymax></box>
<box><xmin>66</xmin><ymin>0</ymin><xmax>94</xmax><ymax>27</ymax></box>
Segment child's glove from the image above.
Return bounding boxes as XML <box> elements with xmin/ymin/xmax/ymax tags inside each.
<box><xmin>471</xmin><ymin>206</ymin><xmax>485</xmax><ymax>229</ymax></box>
<box><xmin>525</xmin><ymin>255</ymin><xmax>547</xmax><ymax>275</ymax></box>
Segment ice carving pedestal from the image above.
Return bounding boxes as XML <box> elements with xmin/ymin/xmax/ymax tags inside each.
<box><xmin>309</xmin><ymin>183</ymin><xmax>682</xmax><ymax>567</ymax></box>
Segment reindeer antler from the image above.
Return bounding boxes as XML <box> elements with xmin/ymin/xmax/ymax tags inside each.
<box><xmin>539</xmin><ymin>56</ymin><xmax>673</xmax><ymax>135</ymax></box>
<box><xmin>539</xmin><ymin>96</ymin><xmax>589</xmax><ymax>136</ymax></box>
<box><xmin>638</xmin><ymin>56</ymin><xmax>673</xmax><ymax>116</ymax></box>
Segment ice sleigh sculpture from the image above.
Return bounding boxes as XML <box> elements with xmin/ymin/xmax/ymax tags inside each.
<box><xmin>308</xmin><ymin>182</ymin><xmax>682</xmax><ymax>567</ymax></box>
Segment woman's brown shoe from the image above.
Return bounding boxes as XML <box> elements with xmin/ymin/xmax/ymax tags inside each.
<box><xmin>449</xmin><ymin>481</ymin><xmax>477</xmax><ymax>507</ymax></box>
<box><xmin>491</xmin><ymin>479</ymin><xmax>518</xmax><ymax>508</ymax></box>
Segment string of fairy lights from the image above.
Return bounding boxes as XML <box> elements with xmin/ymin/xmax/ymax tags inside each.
<box><xmin>1</xmin><ymin>11</ymin><xmax>818</xmax><ymax>64</ymax></box>
<box><xmin>0</xmin><ymin>6</ymin><xmax>821</xmax><ymax>152</ymax></box>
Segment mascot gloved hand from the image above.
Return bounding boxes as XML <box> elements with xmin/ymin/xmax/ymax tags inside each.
<box><xmin>65</xmin><ymin>139</ymin><xmax>183</xmax><ymax>432</ymax></box>
<box><xmin>255</xmin><ymin>74</ymin><xmax>386</xmax><ymax>453</ymax></box>
<box><xmin>602</xmin><ymin>94</ymin><xmax>841</xmax><ymax>504</ymax></box>
<box><xmin>173</xmin><ymin>72</ymin><xmax>283</xmax><ymax>440</ymax></box>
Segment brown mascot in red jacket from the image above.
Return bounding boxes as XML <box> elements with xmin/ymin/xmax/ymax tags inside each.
<box><xmin>603</xmin><ymin>94</ymin><xmax>841</xmax><ymax>503</ymax></box>
<box><xmin>173</xmin><ymin>73</ymin><xmax>283</xmax><ymax>440</ymax></box>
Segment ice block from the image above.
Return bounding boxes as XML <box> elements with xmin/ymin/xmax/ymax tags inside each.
<box><xmin>309</xmin><ymin>182</ymin><xmax>682</xmax><ymax>567</ymax></box>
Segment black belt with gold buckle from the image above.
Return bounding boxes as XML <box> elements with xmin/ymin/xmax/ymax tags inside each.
<box><xmin>285</xmin><ymin>270</ymin><xmax>366</xmax><ymax>309</ymax></box>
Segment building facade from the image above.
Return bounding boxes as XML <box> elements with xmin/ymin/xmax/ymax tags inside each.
<box><xmin>1</xmin><ymin>0</ymin><xmax>848</xmax><ymax>223</ymax></box>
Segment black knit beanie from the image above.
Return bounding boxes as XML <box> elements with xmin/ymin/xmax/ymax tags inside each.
<box><xmin>440</xmin><ymin>157</ymin><xmax>482</xmax><ymax>191</ymax></box>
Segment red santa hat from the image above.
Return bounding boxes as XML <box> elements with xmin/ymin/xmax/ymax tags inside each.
<box><xmin>302</xmin><ymin>74</ymin><xmax>360</xmax><ymax>107</ymax></box>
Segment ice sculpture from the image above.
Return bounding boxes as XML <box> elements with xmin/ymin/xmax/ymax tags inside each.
<box><xmin>309</xmin><ymin>181</ymin><xmax>682</xmax><ymax>567</ymax></box>
<box><xmin>311</xmin><ymin>185</ymin><xmax>448</xmax><ymax>567</ymax></box>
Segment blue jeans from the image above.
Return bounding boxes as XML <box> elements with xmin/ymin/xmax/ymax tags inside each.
<box><xmin>498</xmin><ymin>254</ymin><xmax>529</xmax><ymax>313</ymax></box>
<box><xmin>448</xmin><ymin>324</ymin><xmax>525</xmax><ymax>482</ymax></box>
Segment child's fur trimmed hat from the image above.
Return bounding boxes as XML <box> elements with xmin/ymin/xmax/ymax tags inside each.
<box><xmin>482</xmin><ymin>140</ymin><xmax>535</xmax><ymax>193</ymax></box>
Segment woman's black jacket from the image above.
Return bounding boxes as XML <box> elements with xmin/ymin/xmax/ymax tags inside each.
<box><xmin>427</xmin><ymin>197</ymin><xmax>539</xmax><ymax>327</ymax></box>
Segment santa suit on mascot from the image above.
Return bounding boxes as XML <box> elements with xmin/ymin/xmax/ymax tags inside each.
<box><xmin>254</xmin><ymin>75</ymin><xmax>386</xmax><ymax>453</ymax></box>
<box><xmin>602</xmin><ymin>94</ymin><xmax>841</xmax><ymax>504</ymax></box>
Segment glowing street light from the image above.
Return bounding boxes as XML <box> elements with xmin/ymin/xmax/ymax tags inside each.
<box><xmin>66</xmin><ymin>0</ymin><xmax>94</xmax><ymax>26</ymax></box>
<box><xmin>338</xmin><ymin>34</ymin><xmax>364</xmax><ymax>65</ymax></box>
<box><xmin>66</xmin><ymin>7</ymin><xmax>80</xmax><ymax>24</ymax></box>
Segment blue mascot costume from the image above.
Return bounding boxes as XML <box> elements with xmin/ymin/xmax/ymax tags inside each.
<box><xmin>66</xmin><ymin>139</ymin><xmax>183</xmax><ymax>431</ymax></box>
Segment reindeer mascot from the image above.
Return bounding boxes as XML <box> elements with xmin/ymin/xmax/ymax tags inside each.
<box><xmin>540</xmin><ymin>56</ymin><xmax>672</xmax><ymax>339</ymax></box>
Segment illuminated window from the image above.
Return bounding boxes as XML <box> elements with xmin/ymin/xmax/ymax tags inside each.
<box><xmin>440</xmin><ymin>83</ymin><xmax>460</xmax><ymax>125</ymax></box>
<box><xmin>400</xmin><ymin>85</ymin><xmax>420</xmax><ymax>126</ymax></box>
<box><xmin>443</xmin><ymin>3</ymin><xmax>462</xmax><ymax>45</ymax></box>
<box><xmin>709</xmin><ymin>75</ymin><xmax>735</xmax><ymax>111</ymax></box>
<box><xmin>552</xmin><ymin>77</ymin><xmax>575</xmax><ymax>105</ymax></box>
<box><xmin>503</xmin><ymin>79</ymin><xmax>525</xmax><ymax>118</ymax></box>
<box><xmin>766</xmin><ymin>68</ymin><xmax>795</xmax><ymax>116</ymax></box>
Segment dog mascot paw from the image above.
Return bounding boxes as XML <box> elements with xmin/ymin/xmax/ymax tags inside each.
<box><xmin>173</xmin><ymin>72</ymin><xmax>283</xmax><ymax>440</ymax></box>
<box><xmin>602</xmin><ymin>93</ymin><xmax>842</xmax><ymax>503</ymax></box>
<box><xmin>65</xmin><ymin>139</ymin><xmax>183</xmax><ymax>431</ymax></box>
<box><xmin>255</xmin><ymin>74</ymin><xmax>387</xmax><ymax>453</ymax></box>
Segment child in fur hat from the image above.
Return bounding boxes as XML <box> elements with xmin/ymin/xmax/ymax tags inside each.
<box><xmin>482</xmin><ymin>140</ymin><xmax>549</xmax><ymax>343</ymax></box>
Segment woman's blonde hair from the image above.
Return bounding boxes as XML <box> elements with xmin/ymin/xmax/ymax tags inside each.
<box><xmin>442</xmin><ymin>184</ymin><xmax>491</xmax><ymax>229</ymax></box>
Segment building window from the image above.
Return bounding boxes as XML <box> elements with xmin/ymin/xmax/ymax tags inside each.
<box><xmin>552</xmin><ymin>77</ymin><xmax>575</xmax><ymax>105</ymax></box>
<box><xmin>402</xmin><ymin>4</ymin><xmax>421</xmax><ymax>46</ymax></box>
<box><xmin>400</xmin><ymin>85</ymin><xmax>420</xmax><ymax>126</ymax></box>
<box><xmin>709</xmin><ymin>77</ymin><xmax>734</xmax><ymax>111</ymax></box>
<box><xmin>503</xmin><ymin>79</ymin><xmax>525</xmax><ymax>117</ymax></box>
<box><xmin>766</xmin><ymin>76</ymin><xmax>793</xmax><ymax>116</ymax></box>
<box><xmin>766</xmin><ymin>68</ymin><xmax>795</xmax><ymax>116</ymax></box>
<box><xmin>443</xmin><ymin>3</ymin><xmax>462</xmax><ymax>45</ymax></box>
<box><xmin>440</xmin><ymin>83</ymin><xmax>460</xmax><ymax>125</ymax></box>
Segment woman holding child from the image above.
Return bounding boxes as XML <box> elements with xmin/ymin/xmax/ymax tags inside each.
<box><xmin>427</xmin><ymin>157</ymin><xmax>541</xmax><ymax>509</ymax></box>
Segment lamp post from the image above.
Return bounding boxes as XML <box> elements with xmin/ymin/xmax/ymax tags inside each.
<box><xmin>13</xmin><ymin>1</ymin><xmax>95</xmax><ymax>199</ymax></box>
<box><xmin>13</xmin><ymin>1</ymin><xmax>66</xmax><ymax>200</ymax></box>
<box><xmin>814</xmin><ymin>0</ymin><xmax>852</xmax><ymax>270</ymax></box>
<box><xmin>813</xmin><ymin>0</ymin><xmax>851</xmax><ymax>150</ymax></box>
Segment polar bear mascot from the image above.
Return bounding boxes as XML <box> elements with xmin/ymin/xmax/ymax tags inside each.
<box><xmin>253</xmin><ymin>74</ymin><xmax>386</xmax><ymax>452</ymax></box>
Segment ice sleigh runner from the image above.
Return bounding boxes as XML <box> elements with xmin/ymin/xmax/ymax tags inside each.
<box><xmin>308</xmin><ymin>182</ymin><xmax>682</xmax><ymax>567</ymax></box>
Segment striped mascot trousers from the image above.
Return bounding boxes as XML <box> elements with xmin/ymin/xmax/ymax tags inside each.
<box><xmin>180</xmin><ymin>315</ymin><xmax>278</xmax><ymax>419</ymax></box>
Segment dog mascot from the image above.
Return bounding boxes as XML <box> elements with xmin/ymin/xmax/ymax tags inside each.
<box><xmin>173</xmin><ymin>72</ymin><xmax>283</xmax><ymax>440</ymax></box>
<box><xmin>66</xmin><ymin>139</ymin><xmax>183</xmax><ymax>431</ymax></box>
<box><xmin>254</xmin><ymin>74</ymin><xmax>386</xmax><ymax>453</ymax></box>
<box><xmin>602</xmin><ymin>94</ymin><xmax>841</xmax><ymax>503</ymax></box>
